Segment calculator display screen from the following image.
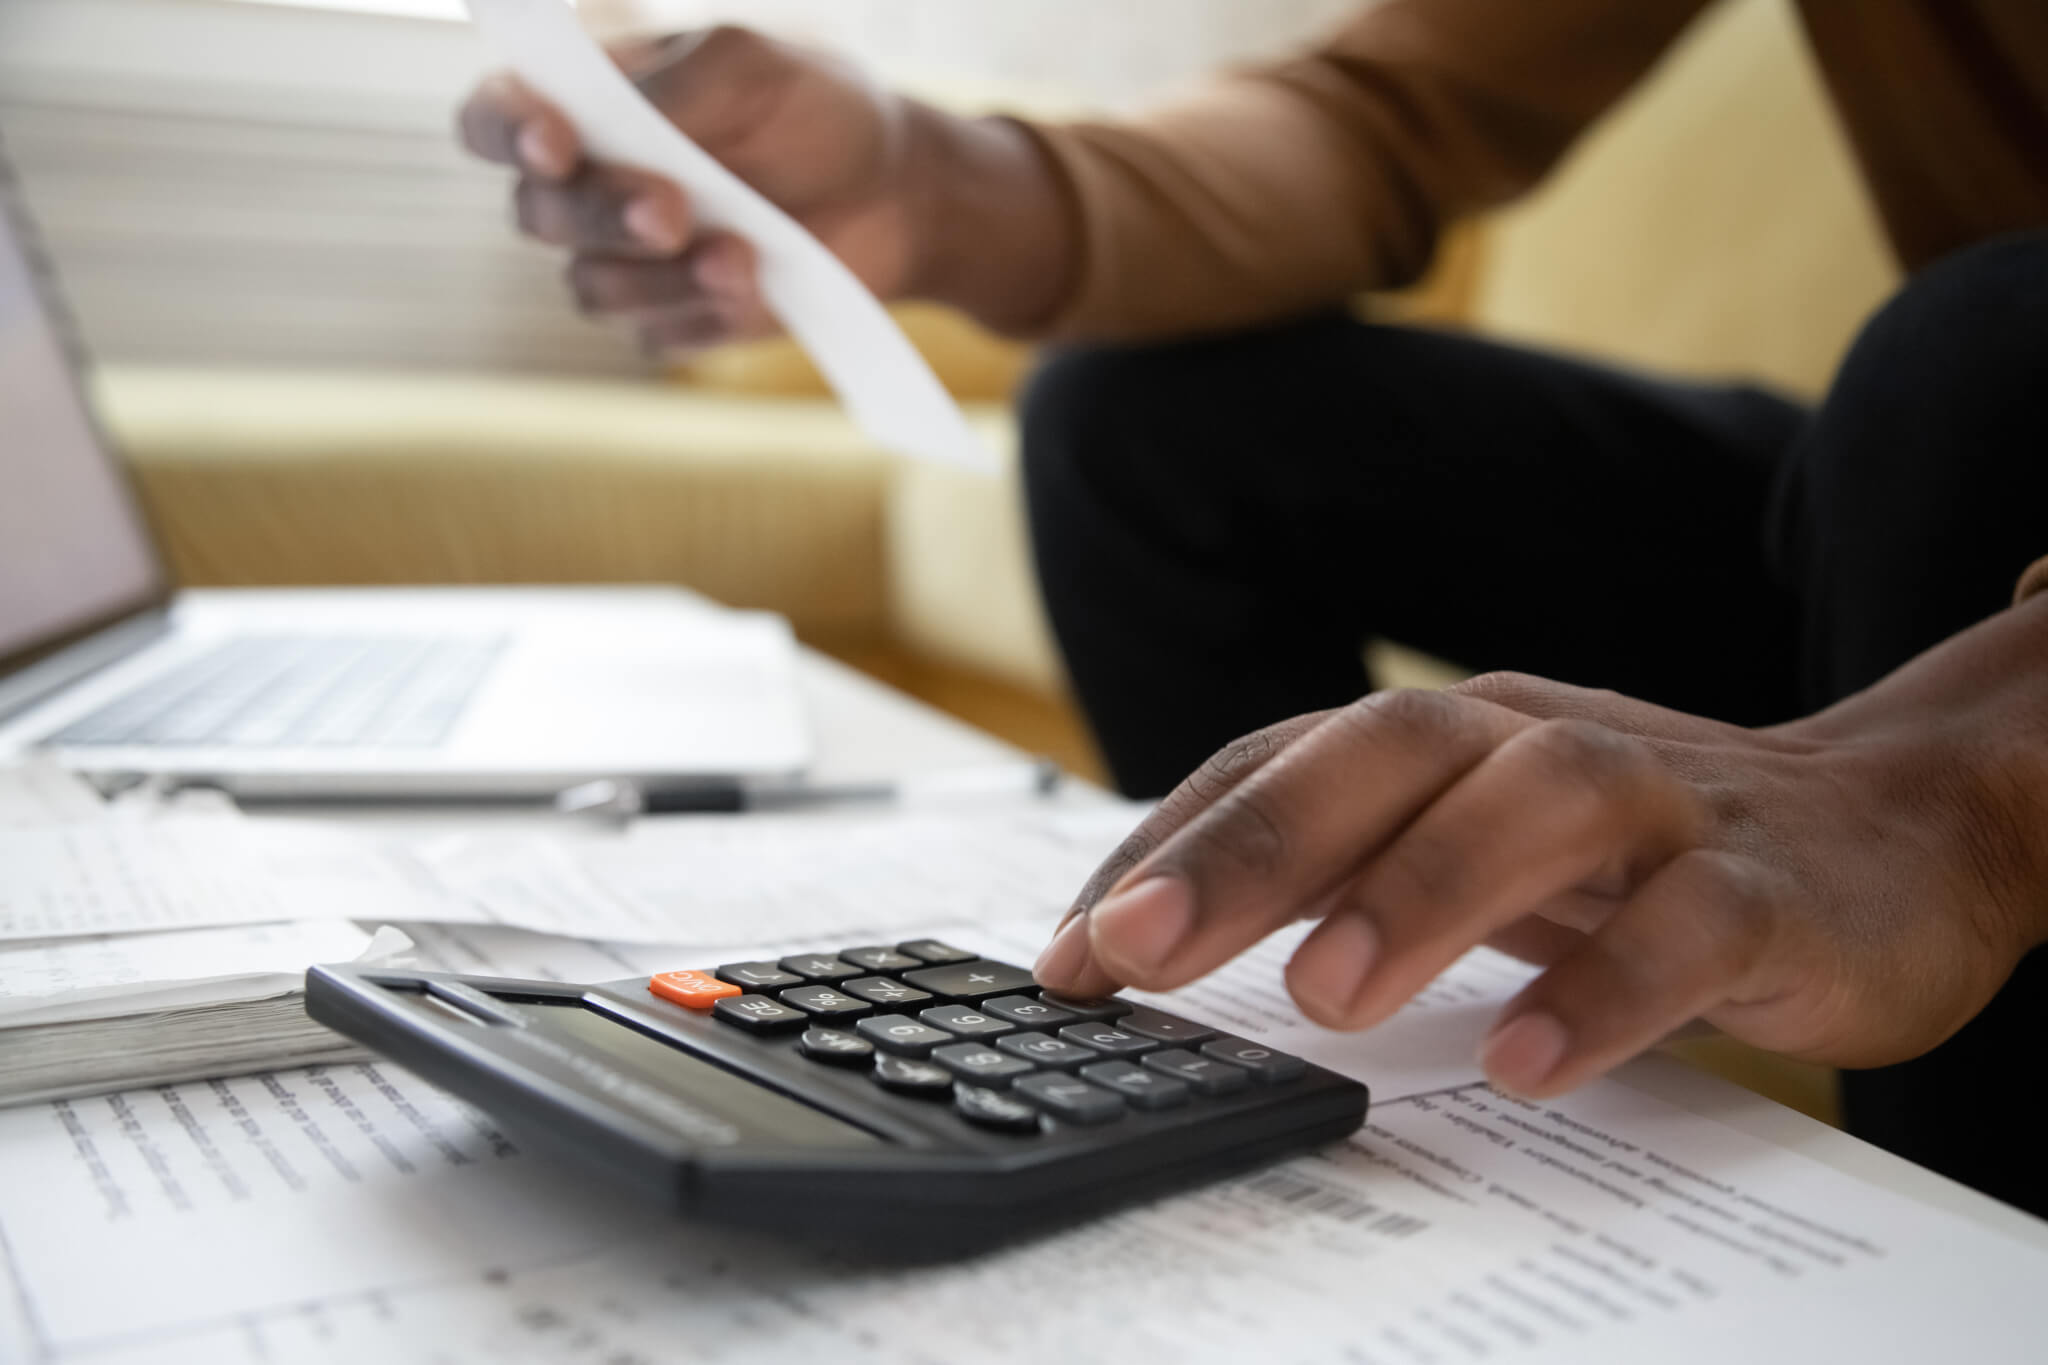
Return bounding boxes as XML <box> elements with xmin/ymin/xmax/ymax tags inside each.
<box><xmin>507</xmin><ymin>998</ymin><xmax>883</xmax><ymax>1150</ymax></box>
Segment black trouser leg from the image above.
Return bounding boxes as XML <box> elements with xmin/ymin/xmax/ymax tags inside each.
<box><xmin>1021</xmin><ymin>312</ymin><xmax>1807</xmax><ymax>799</ymax></box>
<box><xmin>1773</xmin><ymin>233</ymin><xmax>2048</xmax><ymax>1217</ymax></box>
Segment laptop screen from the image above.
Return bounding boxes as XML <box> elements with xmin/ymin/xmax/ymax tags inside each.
<box><xmin>0</xmin><ymin>188</ymin><xmax>165</xmax><ymax>665</ymax></box>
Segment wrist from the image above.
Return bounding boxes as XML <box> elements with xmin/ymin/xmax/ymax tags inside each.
<box><xmin>1794</xmin><ymin>595</ymin><xmax>2048</xmax><ymax>954</ymax></box>
<box><xmin>895</xmin><ymin>102</ymin><xmax>1079</xmax><ymax>335</ymax></box>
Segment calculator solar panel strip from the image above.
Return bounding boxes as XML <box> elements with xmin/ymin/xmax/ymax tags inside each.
<box><xmin>306</xmin><ymin>945</ymin><xmax>1369</xmax><ymax>1253</ymax></box>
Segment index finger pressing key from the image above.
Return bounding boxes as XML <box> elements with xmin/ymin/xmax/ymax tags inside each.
<box><xmin>1082</xmin><ymin>690</ymin><xmax>1536</xmax><ymax>993</ymax></box>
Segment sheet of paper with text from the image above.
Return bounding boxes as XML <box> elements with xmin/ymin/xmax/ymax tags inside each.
<box><xmin>5</xmin><ymin>918</ymin><xmax>2048</xmax><ymax>1363</ymax></box>
<box><xmin>462</xmin><ymin>0</ymin><xmax>994</xmax><ymax>474</ymax></box>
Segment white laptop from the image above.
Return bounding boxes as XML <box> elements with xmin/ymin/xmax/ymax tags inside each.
<box><xmin>0</xmin><ymin>153</ymin><xmax>810</xmax><ymax>799</ymax></box>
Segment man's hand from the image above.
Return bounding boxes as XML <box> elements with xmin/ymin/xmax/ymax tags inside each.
<box><xmin>1035</xmin><ymin>599</ymin><xmax>2048</xmax><ymax>1097</ymax></box>
<box><xmin>456</xmin><ymin>27</ymin><xmax>1072</xmax><ymax>352</ymax></box>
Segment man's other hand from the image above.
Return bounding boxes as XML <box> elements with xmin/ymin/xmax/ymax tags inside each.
<box><xmin>1035</xmin><ymin>604</ymin><xmax>2048</xmax><ymax>1098</ymax></box>
<box><xmin>459</xmin><ymin>27</ymin><xmax>926</xmax><ymax>353</ymax></box>
<box><xmin>458</xmin><ymin>26</ymin><xmax>1074</xmax><ymax>352</ymax></box>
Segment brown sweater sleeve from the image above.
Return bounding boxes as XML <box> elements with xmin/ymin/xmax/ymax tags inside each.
<box><xmin>1025</xmin><ymin>0</ymin><xmax>1715</xmax><ymax>341</ymax></box>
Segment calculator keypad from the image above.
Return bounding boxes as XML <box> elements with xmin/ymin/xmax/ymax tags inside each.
<box><xmin>712</xmin><ymin>994</ymin><xmax>809</xmax><ymax>1033</ymax></box>
<box><xmin>979</xmin><ymin>994</ymin><xmax>1080</xmax><ymax>1029</ymax></box>
<box><xmin>932</xmin><ymin>1042</ymin><xmax>1036</xmax><ymax>1086</ymax></box>
<box><xmin>854</xmin><ymin>1015</ymin><xmax>954</xmax><ymax>1056</ymax></box>
<box><xmin>896</xmin><ymin>939</ymin><xmax>978</xmax><ymax>964</ymax></box>
<box><xmin>1056</xmin><ymin>1023</ymin><xmax>1154</xmax><ymax>1057</ymax></box>
<box><xmin>839</xmin><ymin>946</ymin><xmax>921</xmax><ymax>972</ymax></box>
<box><xmin>716</xmin><ymin>961</ymin><xmax>804</xmax><ymax>991</ymax></box>
<box><xmin>995</xmin><ymin>1031</ymin><xmax>1097</xmax><ymax>1069</ymax></box>
<box><xmin>1117</xmin><ymin>1007</ymin><xmax>1217</xmax><ymax>1045</ymax></box>
<box><xmin>780</xmin><ymin>954</ymin><xmax>862</xmax><ymax>982</ymax></box>
<box><xmin>647</xmin><ymin>969</ymin><xmax>742</xmax><ymax>1010</ymax></box>
<box><xmin>1079</xmin><ymin>1060</ymin><xmax>1190</xmax><ymax>1110</ymax></box>
<box><xmin>842</xmin><ymin>976</ymin><xmax>935</xmax><ymax>1009</ymax></box>
<box><xmin>901</xmin><ymin>960</ymin><xmax>1038</xmax><ymax>1001</ymax></box>
<box><xmin>1142</xmin><ymin>1049</ymin><xmax>1251</xmax><ymax>1096</ymax></box>
<box><xmin>1037</xmin><ymin>993</ymin><xmax>1134</xmax><ymax>1021</ymax></box>
<box><xmin>873</xmin><ymin>1055</ymin><xmax>955</xmax><ymax>1096</ymax></box>
<box><xmin>954</xmin><ymin>1084</ymin><xmax>1041</xmax><ymax>1133</ymax></box>
<box><xmin>664</xmin><ymin>944</ymin><xmax>1311</xmax><ymax>1138</ymax></box>
<box><xmin>1015</xmin><ymin>1073</ymin><xmax>1125</xmax><ymax>1125</ymax></box>
<box><xmin>1200</xmin><ymin>1036</ymin><xmax>1308</xmax><ymax>1083</ymax></box>
<box><xmin>798</xmin><ymin>1026</ymin><xmax>875</xmax><ymax>1066</ymax></box>
<box><xmin>778</xmin><ymin>985</ymin><xmax>871</xmax><ymax>1018</ymax></box>
<box><xmin>920</xmin><ymin>1004</ymin><xmax>1014</xmax><ymax>1038</ymax></box>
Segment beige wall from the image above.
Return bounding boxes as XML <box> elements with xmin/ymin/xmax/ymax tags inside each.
<box><xmin>1474</xmin><ymin>0</ymin><xmax>1897</xmax><ymax>399</ymax></box>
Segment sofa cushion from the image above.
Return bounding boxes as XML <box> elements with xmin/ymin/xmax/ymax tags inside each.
<box><xmin>95</xmin><ymin>366</ymin><xmax>897</xmax><ymax>643</ymax></box>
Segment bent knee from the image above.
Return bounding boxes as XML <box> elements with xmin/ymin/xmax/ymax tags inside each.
<box><xmin>1836</xmin><ymin>232</ymin><xmax>2048</xmax><ymax>403</ymax></box>
<box><xmin>1805</xmin><ymin>232</ymin><xmax>2048</xmax><ymax>497</ymax></box>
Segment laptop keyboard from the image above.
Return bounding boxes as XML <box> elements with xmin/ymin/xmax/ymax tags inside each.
<box><xmin>48</xmin><ymin>634</ymin><xmax>509</xmax><ymax>750</ymax></box>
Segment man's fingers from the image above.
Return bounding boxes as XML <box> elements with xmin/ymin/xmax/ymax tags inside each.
<box><xmin>1080</xmin><ymin>690</ymin><xmax>1530</xmax><ymax>992</ymax></box>
<box><xmin>1288</xmin><ymin>718</ymin><xmax>1703</xmax><ymax>1030</ymax></box>
<box><xmin>1032</xmin><ymin>711</ymin><xmax>1331</xmax><ymax>998</ymax></box>
<box><xmin>459</xmin><ymin>73</ymin><xmax>578</xmax><ymax>178</ymax></box>
<box><xmin>1064</xmin><ymin>713</ymin><xmax>1332</xmax><ymax>921</ymax></box>
<box><xmin>630</xmin><ymin>26</ymin><xmax>797</xmax><ymax>159</ymax></box>
<box><xmin>566</xmin><ymin>233</ymin><xmax>761</xmax><ymax>322</ymax></box>
<box><xmin>1481</xmin><ymin>916</ymin><xmax>1586</xmax><ymax>969</ymax></box>
<box><xmin>518</xmin><ymin>167</ymin><xmax>693</xmax><ymax>256</ymax></box>
<box><xmin>1478</xmin><ymin>849</ymin><xmax>1782</xmax><ymax>1097</ymax></box>
<box><xmin>634</xmin><ymin>303</ymin><xmax>738</xmax><ymax>355</ymax></box>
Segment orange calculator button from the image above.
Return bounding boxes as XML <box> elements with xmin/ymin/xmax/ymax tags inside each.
<box><xmin>648</xmin><ymin>970</ymin><xmax>742</xmax><ymax>1009</ymax></box>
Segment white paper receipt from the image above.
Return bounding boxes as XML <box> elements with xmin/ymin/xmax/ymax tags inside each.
<box><xmin>463</xmin><ymin>0</ymin><xmax>993</xmax><ymax>474</ymax></box>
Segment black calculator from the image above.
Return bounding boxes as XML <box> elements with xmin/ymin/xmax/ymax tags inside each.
<box><xmin>305</xmin><ymin>939</ymin><xmax>1369</xmax><ymax>1251</ymax></box>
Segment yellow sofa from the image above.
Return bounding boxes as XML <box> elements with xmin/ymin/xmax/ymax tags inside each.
<box><xmin>103</xmin><ymin>0</ymin><xmax>1886</xmax><ymax>1123</ymax></box>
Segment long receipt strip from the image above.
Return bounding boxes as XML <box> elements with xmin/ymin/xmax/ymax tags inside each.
<box><xmin>462</xmin><ymin>0</ymin><xmax>991</xmax><ymax>474</ymax></box>
<box><xmin>4</xmin><ymin>916</ymin><xmax>2047</xmax><ymax>1363</ymax></box>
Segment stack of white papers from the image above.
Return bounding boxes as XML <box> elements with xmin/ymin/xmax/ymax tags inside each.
<box><xmin>0</xmin><ymin>922</ymin><xmax>413</xmax><ymax>1107</ymax></box>
<box><xmin>0</xmin><ymin>764</ymin><xmax>417</xmax><ymax>1105</ymax></box>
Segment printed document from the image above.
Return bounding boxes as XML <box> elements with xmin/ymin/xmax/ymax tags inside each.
<box><xmin>0</xmin><ymin>760</ymin><xmax>103</xmax><ymax>828</ymax></box>
<box><xmin>0</xmin><ymin>801</ymin><xmax>1147</xmax><ymax>946</ymax></box>
<box><xmin>3</xmin><ymin>917</ymin><xmax>2044</xmax><ymax>1363</ymax></box>
<box><xmin>411</xmin><ymin>802</ymin><xmax>1148</xmax><ymax>944</ymax></box>
<box><xmin>0</xmin><ymin>819</ymin><xmax>448</xmax><ymax>941</ymax></box>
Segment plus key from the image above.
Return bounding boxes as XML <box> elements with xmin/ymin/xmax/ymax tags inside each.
<box><xmin>902</xmin><ymin>960</ymin><xmax>1039</xmax><ymax>1002</ymax></box>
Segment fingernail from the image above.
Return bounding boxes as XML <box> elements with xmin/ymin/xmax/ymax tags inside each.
<box><xmin>517</xmin><ymin>122</ymin><xmax>568</xmax><ymax>177</ymax></box>
<box><xmin>1088</xmin><ymin>876</ymin><xmax>1192</xmax><ymax>976</ymax></box>
<box><xmin>624</xmin><ymin>196</ymin><xmax>683</xmax><ymax>252</ymax></box>
<box><xmin>1290</xmin><ymin>912</ymin><xmax>1379</xmax><ymax>1022</ymax></box>
<box><xmin>1481</xmin><ymin>1011</ymin><xmax>1570</xmax><ymax>1096</ymax></box>
<box><xmin>1032</xmin><ymin>915</ymin><xmax>1090</xmax><ymax>987</ymax></box>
